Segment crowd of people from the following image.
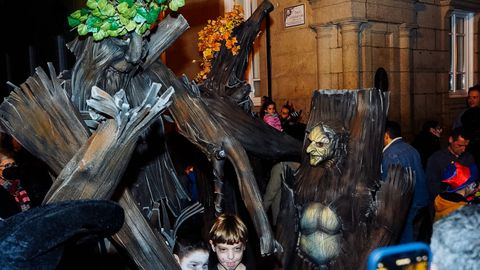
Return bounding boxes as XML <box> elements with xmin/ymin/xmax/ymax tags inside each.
<box><xmin>380</xmin><ymin>85</ymin><xmax>480</xmax><ymax>269</ymax></box>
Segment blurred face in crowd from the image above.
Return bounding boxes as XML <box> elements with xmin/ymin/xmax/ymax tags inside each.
<box><xmin>0</xmin><ymin>157</ymin><xmax>15</xmax><ymax>178</ymax></box>
<box><xmin>265</xmin><ymin>104</ymin><xmax>276</xmax><ymax>115</ymax></box>
<box><xmin>448</xmin><ymin>135</ymin><xmax>469</xmax><ymax>157</ymax></box>
<box><xmin>211</xmin><ymin>242</ymin><xmax>245</xmax><ymax>270</ymax></box>
<box><xmin>280</xmin><ymin>107</ymin><xmax>290</xmax><ymax>120</ymax></box>
<box><xmin>175</xmin><ymin>250</ymin><xmax>209</xmax><ymax>270</ymax></box>
<box><xmin>467</xmin><ymin>90</ymin><xmax>480</xmax><ymax>108</ymax></box>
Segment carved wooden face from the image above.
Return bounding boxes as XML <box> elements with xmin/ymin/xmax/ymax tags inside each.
<box><xmin>109</xmin><ymin>32</ymin><xmax>147</xmax><ymax>73</ymax></box>
<box><xmin>306</xmin><ymin>125</ymin><xmax>336</xmax><ymax>166</ymax></box>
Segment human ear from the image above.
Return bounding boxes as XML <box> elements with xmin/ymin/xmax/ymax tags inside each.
<box><xmin>209</xmin><ymin>240</ymin><xmax>216</xmax><ymax>252</ymax></box>
<box><xmin>174</xmin><ymin>254</ymin><xmax>180</xmax><ymax>264</ymax></box>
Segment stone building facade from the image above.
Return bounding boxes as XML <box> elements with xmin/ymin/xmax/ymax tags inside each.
<box><xmin>260</xmin><ymin>0</ymin><xmax>480</xmax><ymax>138</ymax></box>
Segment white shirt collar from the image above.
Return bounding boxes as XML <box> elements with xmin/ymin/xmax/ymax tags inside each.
<box><xmin>383</xmin><ymin>137</ymin><xmax>403</xmax><ymax>153</ymax></box>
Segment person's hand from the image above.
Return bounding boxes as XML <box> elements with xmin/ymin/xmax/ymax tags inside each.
<box><xmin>290</xmin><ymin>109</ymin><xmax>302</xmax><ymax>121</ymax></box>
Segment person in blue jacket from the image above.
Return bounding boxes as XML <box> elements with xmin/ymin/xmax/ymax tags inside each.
<box><xmin>382</xmin><ymin>120</ymin><xmax>429</xmax><ymax>243</ymax></box>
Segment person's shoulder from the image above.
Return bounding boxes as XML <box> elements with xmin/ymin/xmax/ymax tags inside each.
<box><xmin>389</xmin><ymin>139</ymin><xmax>416</xmax><ymax>153</ymax></box>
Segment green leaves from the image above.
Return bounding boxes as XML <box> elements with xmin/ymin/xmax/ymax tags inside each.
<box><xmin>69</xmin><ymin>0</ymin><xmax>186</xmax><ymax>41</ymax></box>
<box><xmin>169</xmin><ymin>0</ymin><xmax>185</xmax><ymax>11</ymax></box>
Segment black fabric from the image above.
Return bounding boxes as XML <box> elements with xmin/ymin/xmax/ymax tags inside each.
<box><xmin>0</xmin><ymin>186</ymin><xmax>21</xmax><ymax>218</ymax></box>
<box><xmin>461</xmin><ymin>107</ymin><xmax>480</xmax><ymax>168</ymax></box>
<box><xmin>13</xmin><ymin>148</ymin><xmax>53</xmax><ymax>207</ymax></box>
<box><xmin>0</xmin><ymin>200</ymin><xmax>124</xmax><ymax>270</ymax></box>
<box><xmin>412</xmin><ymin>131</ymin><xmax>441</xmax><ymax>169</ymax></box>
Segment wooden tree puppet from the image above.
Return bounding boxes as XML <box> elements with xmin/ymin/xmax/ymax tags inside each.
<box><xmin>0</xmin><ymin>0</ymin><xmax>301</xmax><ymax>268</ymax></box>
<box><xmin>276</xmin><ymin>89</ymin><xmax>415</xmax><ymax>269</ymax></box>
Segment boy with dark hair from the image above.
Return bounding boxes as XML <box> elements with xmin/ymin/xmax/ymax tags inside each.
<box><xmin>173</xmin><ymin>238</ymin><xmax>209</xmax><ymax>270</ymax></box>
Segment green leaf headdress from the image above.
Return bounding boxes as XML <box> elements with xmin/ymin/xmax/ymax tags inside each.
<box><xmin>68</xmin><ymin>0</ymin><xmax>186</xmax><ymax>41</ymax></box>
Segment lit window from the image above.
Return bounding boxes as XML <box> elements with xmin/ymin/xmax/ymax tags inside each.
<box><xmin>449</xmin><ymin>11</ymin><xmax>474</xmax><ymax>93</ymax></box>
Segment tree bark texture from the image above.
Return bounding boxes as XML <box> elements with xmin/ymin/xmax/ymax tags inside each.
<box><xmin>276</xmin><ymin>89</ymin><xmax>414</xmax><ymax>269</ymax></box>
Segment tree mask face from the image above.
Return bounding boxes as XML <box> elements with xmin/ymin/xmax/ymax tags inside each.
<box><xmin>306</xmin><ymin>124</ymin><xmax>336</xmax><ymax>166</ymax></box>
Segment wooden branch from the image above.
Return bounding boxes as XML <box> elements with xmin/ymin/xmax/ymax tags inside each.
<box><xmin>0</xmin><ymin>64</ymin><xmax>89</xmax><ymax>173</ymax></box>
<box><xmin>44</xmin><ymin>83</ymin><xmax>173</xmax><ymax>202</ymax></box>
<box><xmin>202</xmin><ymin>0</ymin><xmax>274</xmax><ymax>105</ymax></box>
<box><xmin>113</xmin><ymin>189</ymin><xmax>180</xmax><ymax>270</ymax></box>
<box><xmin>142</xmin><ymin>14</ymin><xmax>190</xmax><ymax>69</ymax></box>
<box><xmin>144</xmin><ymin>61</ymin><xmax>282</xmax><ymax>255</ymax></box>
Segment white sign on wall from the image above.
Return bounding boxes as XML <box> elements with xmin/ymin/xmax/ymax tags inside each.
<box><xmin>284</xmin><ymin>4</ymin><xmax>305</xmax><ymax>28</ymax></box>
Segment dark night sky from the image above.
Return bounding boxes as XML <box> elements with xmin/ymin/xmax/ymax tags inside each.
<box><xmin>0</xmin><ymin>0</ymin><xmax>76</xmax><ymax>96</ymax></box>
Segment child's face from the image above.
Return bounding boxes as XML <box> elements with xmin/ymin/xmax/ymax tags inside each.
<box><xmin>280</xmin><ymin>107</ymin><xmax>290</xmax><ymax>119</ymax></box>
<box><xmin>265</xmin><ymin>104</ymin><xmax>276</xmax><ymax>114</ymax></box>
<box><xmin>211</xmin><ymin>242</ymin><xmax>245</xmax><ymax>270</ymax></box>
<box><xmin>177</xmin><ymin>250</ymin><xmax>209</xmax><ymax>270</ymax></box>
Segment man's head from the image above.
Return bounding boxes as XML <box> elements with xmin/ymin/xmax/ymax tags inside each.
<box><xmin>306</xmin><ymin>124</ymin><xmax>337</xmax><ymax>166</ymax></box>
<box><xmin>209</xmin><ymin>214</ymin><xmax>247</xmax><ymax>270</ymax></box>
<box><xmin>467</xmin><ymin>85</ymin><xmax>480</xmax><ymax>108</ymax></box>
<box><xmin>430</xmin><ymin>205</ymin><xmax>480</xmax><ymax>270</ymax></box>
<box><xmin>384</xmin><ymin>120</ymin><xmax>401</xmax><ymax>146</ymax></box>
<box><xmin>448</xmin><ymin>127</ymin><xmax>471</xmax><ymax>157</ymax></box>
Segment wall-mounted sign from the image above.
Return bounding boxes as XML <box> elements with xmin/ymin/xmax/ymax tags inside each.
<box><xmin>284</xmin><ymin>4</ymin><xmax>305</xmax><ymax>28</ymax></box>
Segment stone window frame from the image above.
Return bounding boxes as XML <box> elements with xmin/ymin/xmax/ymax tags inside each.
<box><xmin>448</xmin><ymin>10</ymin><xmax>474</xmax><ymax>95</ymax></box>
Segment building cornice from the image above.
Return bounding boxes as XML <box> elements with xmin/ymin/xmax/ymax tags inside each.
<box><xmin>440</xmin><ymin>0</ymin><xmax>480</xmax><ymax>11</ymax></box>
<box><xmin>309</xmin><ymin>0</ymin><xmax>417</xmax><ymax>8</ymax></box>
<box><xmin>310</xmin><ymin>19</ymin><xmax>368</xmax><ymax>29</ymax></box>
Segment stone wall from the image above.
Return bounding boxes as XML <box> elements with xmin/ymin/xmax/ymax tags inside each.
<box><xmin>260</xmin><ymin>0</ymin><xmax>480</xmax><ymax>138</ymax></box>
<box><xmin>258</xmin><ymin>0</ymin><xmax>318</xmax><ymax>122</ymax></box>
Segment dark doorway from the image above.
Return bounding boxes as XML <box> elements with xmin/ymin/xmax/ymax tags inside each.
<box><xmin>374</xmin><ymin>67</ymin><xmax>389</xmax><ymax>92</ymax></box>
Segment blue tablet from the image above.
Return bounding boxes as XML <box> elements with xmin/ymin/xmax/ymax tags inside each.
<box><xmin>367</xmin><ymin>242</ymin><xmax>431</xmax><ymax>270</ymax></box>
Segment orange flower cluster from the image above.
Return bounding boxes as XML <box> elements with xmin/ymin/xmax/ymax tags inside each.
<box><xmin>195</xmin><ymin>5</ymin><xmax>244</xmax><ymax>82</ymax></box>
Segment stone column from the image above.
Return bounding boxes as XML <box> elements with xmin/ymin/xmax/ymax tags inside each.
<box><xmin>399</xmin><ymin>23</ymin><xmax>415</xmax><ymax>137</ymax></box>
<box><xmin>312</xmin><ymin>24</ymin><xmax>334</xmax><ymax>89</ymax></box>
<box><xmin>340</xmin><ymin>21</ymin><xmax>364</xmax><ymax>89</ymax></box>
